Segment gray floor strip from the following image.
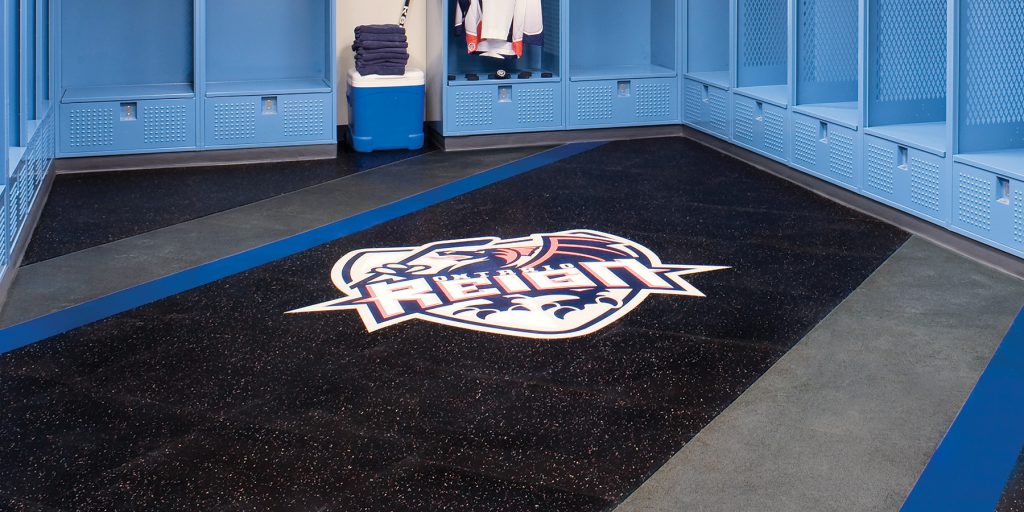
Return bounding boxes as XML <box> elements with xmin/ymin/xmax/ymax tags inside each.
<box><xmin>616</xmin><ymin>236</ymin><xmax>1024</xmax><ymax>512</ymax></box>
<box><xmin>0</xmin><ymin>146</ymin><xmax>550</xmax><ymax>328</ymax></box>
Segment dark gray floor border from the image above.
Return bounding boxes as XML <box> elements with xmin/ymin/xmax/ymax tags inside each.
<box><xmin>681</xmin><ymin>127</ymin><xmax>1024</xmax><ymax>280</ymax></box>
<box><xmin>53</xmin><ymin>144</ymin><xmax>338</xmax><ymax>174</ymax></box>
<box><xmin>0</xmin><ymin>165</ymin><xmax>55</xmax><ymax>310</ymax></box>
<box><xmin>431</xmin><ymin>124</ymin><xmax>686</xmax><ymax>152</ymax></box>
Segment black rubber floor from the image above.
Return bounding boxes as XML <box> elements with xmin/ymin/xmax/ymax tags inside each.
<box><xmin>1000</xmin><ymin>450</ymin><xmax>1024</xmax><ymax>512</ymax></box>
<box><xmin>23</xmin><ymin>140</ymin><xmax>434</xmax><ymax>265</ymax></box>
<box><xmin>0</xmin><ymin>138</ymin><xmax>908</xmax><ymax>511</ymax></box>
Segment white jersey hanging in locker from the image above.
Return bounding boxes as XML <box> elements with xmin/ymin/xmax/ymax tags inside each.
<box><xmin>454</xmin><ymin>0</ymin><xmax>544</xmax><ymax>59</ymax></box>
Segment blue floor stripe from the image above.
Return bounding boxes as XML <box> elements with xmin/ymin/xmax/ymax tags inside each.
<box><xmin>902</xmin><ymin>307</ymin><xmax>1024</xmax><ymax>512</ymax></box>
<box><xmin>0</xmin><ymin>142</ymin><xmax>605</xmax><ymax>355</ymax></box>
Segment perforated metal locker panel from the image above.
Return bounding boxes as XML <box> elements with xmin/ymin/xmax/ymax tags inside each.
<box><xmin>445</xmin><ymin>83</ymin><xmax>563</xmax><ymax>136</ymax></box>
<box><xmin>790</xmin><ymin>112</ymin><xmax>861</xmax><ymax>189</ymax></box>
<box><xmin>953</xmin><ymin>163</ymin><xmax>1022</xmax><ymax>254</ymax></box>
<box><xmin>0</xmin><ymin>187</ymin><xmax>7</xmax><ymax>270</ymax></box>
<box><xmin>732</xmin><ymin>94</ymin><xmax>788</xmax><ymax>161</ymax></box>
<box><xmin>204</xmin><ymin>93</ymin><xmax>335</xmax><ymax>148</ymax></box>
<box><xmin>683</xmin><ymin>79</ymin><xmax>729</xmax><ymax>138</ymax></box>
<box><xmin>59</xmin><ymin>99</ymin><xmax>197</xmax><ymax>157</ymax></box>
<box><xmin>567</xmin><ymin>78</ymin><xmax>678</xmax><ymax>129</ymax></box>
<box><xmin>863</xmin><ymin>135</ymin><xmax>948</xmax><ymax>223</ymax></box>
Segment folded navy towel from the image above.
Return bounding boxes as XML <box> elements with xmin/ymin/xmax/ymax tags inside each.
<box><xmin>355</xmin><ymin>51</ymin><xmax>410</xmax><ymax>62</ymax></box>
<box><xmin>355</xmin><ymin>47</ymin><xmax>409</xmax><ymax>55</ymax></box>
<box><xmin>356</xmin><ymin>59</ymin><xmax>410</xmax><ymax>68</ymax></box>
<box><xmin>355</xmin><ymin>33</ymin><xmax>407</xmax><ymax>43</ymax></box>
<box><xmin>355</xmin><ymin>24</ymin><xmax>405</xmax><ymax>35</ymax></box>
<box><xmin>356</xmin><ymin>58</ymin><xmax>410</xmax><ymax>67</ymax></box>
<box><xmin>356</xmin><ymin>52</ymin><xmax>409</xmax><ymax>60</ymax></box>
<box><xmin>357</xmin><ymin>64</ymin><xmax>406</xmax><ymax>76</ymax></box>
<box><xmin>356</xmin><ymin>50</ymin><xmax>410</xmax><ymax>58</ymax></box>
<box><xmin>353</xmin><ymin>40</ymin><xmax>409</xmax><ymax>51</ymax></box>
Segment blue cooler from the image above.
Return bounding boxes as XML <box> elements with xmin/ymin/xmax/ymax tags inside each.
<box><xmin>346</xmin><ymin>68</ymin><xmax>425</xmax><ymax>152</ymax></box>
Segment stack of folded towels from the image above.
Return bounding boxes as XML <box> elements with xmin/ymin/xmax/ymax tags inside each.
<box><xmin>353</xmin><ymin>24</ymin><xmax>409</xmax><ymax>76</ymax></box>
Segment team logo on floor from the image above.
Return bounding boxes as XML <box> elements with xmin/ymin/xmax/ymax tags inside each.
<box><xmin>289</xmin><ymin>230</ymin><xmax>728</xmax><ymax>339</ymax></box>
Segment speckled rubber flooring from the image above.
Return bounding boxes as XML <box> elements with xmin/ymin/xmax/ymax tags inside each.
<box><xmin>1000</xmin><ymin>450</ymin><xmax>1024</xmax><ymax>512</ymax></box>
<box><xmin>0</xmin><ymin>138</ymin><xmax>908</xmax><ymax>511</ymax></box>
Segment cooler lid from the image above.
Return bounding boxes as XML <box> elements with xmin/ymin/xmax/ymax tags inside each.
<box><xmin>348</xmin><ymin>68</ymin><xmax>424</xmax><ymax>88</ymax></box>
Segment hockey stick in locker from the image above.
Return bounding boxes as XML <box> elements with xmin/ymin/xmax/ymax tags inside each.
<box><xmin>400</xmin><ymin>0</ymin><xmax>413</xmax><ymax>27</ymax></box>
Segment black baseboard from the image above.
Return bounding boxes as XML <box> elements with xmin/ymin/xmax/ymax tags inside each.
<box><xmin>429</xmin><ymin>124</ymin><xmax>685</xmax><ymax>152</ymax></box>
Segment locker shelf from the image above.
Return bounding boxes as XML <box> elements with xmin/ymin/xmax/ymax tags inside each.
<box><xmin>792</xmin><ymin>102</ymin><xmax>859</xmax><ymax>130</ymax></box>
<box><xmin>684</xmin><ymin>71</ymin><xmax>730</xmax><ymax>89</ymax></box>
<box><xmin>205</xmin><ymin>79</ymin><xmax>331</xmax><ymax>98</ymax></box>
<box><xmin>447</xmin><ymin>74</ymin><xmax>560</xmax><ymax>86</ymax></box>
<box><xmin>734</xmin><ymin>85</ymin><xmax>789</xmax><ymax>108</ymax></box>
<box><xmin>571</xmin><ymin>63</ymin><xmax>676</xmax><ymax>82</ymax></box>
<box><xmin>955</xmin><ymin>151</ymin><xmax>1024</xmax><ymax>182</ymax></box>
<box><xmin>864</xmin><ymin>122</ymin><xmax>946</xmax><ymax>157</ymax></box>
<box><xmin>62</xmin><ymin>83</ymin><xmax>195</xmax><ymax>104</ymax></box>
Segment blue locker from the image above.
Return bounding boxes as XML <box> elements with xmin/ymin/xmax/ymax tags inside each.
<box><xmin>685</xmin><ymin>0</ymin><xmax>731</xmax><ymax>89</ymax></box>
<box><xmin>56</xmin><ymin>0</ymin><xmax>198</xmax><ymax>157</ymax></box>
<box><xmin>790</xmin><ymin>112</ymin><xmax>861</xmax><ymax>189</ymax></box>
<box><xmin>53</xmin><ymin>0</ymin><xmax>337</xmax><ymax>157</ymax></box>
<box><xmin>684</xmin><ymin>79</ymin><xmax>730</xmax><ymax>138</ymax></box>
<box><xmin>954</xmin><ymin>0</ymin><xmax>1024</xmax><ymax>187</ymax></box>
<box><xmin>732</xmin><ymin>92</ymin><xmax>788</xmax><ymax>161</ymax></box>
<box><xmin>203</xmin><ymin>0</ymin><xmax>337</xmax><ymax>149</ymax></box>
<box><xmin>440</xmin><ymin>0</ymin><xmax>563</xmax><ymax>136</ymax></box>
<box><xmin>567</xmin><ymin>0</ymin><xmax>679</xmax><ymax>129</ymax></box>
<box><xmin>793</xmin><ymin>0</ymin><xmax>860</xmax><ymax>132</ymax></box>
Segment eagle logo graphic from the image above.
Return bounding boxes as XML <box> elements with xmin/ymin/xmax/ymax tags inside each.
<box><xmin>289</xmin><ymin>230</ymin><xmax>729</xmax><ymax>339</ymax></box>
